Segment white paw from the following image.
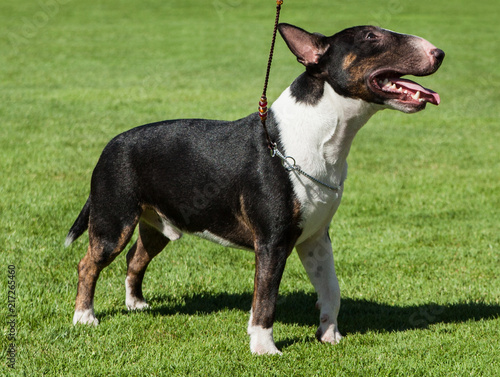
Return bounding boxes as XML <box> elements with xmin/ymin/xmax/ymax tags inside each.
<box><xmin>125</xmin><ymin>276</ymin><xmax>150</xmax><ymax>311</ymax></box>
<box><xmin>248</xmin><ymin>325</ymin><xmax>282</xmax><ymax>355</ymax></box>
<box><xmin>73</xmin><ymin>309</ymin><xmax>99</xmax><ymax>326</ymax></box>
<box><xmin>250</xmin><ymin>342</ymin><xmax>282</xmax><ymax>355</ymax></box>
<box><xmin>126</xmin><ymin>298</ymin><xmax>150</xmax><ymax>311</ymax></box>
<box><xmin>316</xmin><ymin>322</ymin><xmax>342</xmax><ymax>344</ymax></box>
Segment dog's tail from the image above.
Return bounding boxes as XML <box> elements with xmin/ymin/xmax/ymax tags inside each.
<box><xmin>65</xmin><ymin>197</ymin><xmax>91</xmax><ymax>247</ymax></box>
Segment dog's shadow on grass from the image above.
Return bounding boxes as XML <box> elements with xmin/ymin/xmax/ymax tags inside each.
<box><xmin>140</xmin><ymin>291</ymin><xmax>499</xmax><ymax>337</ymax></box>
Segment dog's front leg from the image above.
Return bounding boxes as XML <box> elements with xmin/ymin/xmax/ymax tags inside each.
<box><xmin>247</xmin><ymin>243</ymin><xmax>290</xmax><ymax>355</ymax></box>
<box><xmin>296</xmin><ymin>228</ymin><xmax>343</xmax><ymax>344</ymax></box>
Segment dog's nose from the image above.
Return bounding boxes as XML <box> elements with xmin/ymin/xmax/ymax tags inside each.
<box><xmin>431</xmin><ymin>48</ymin><xmax>445</xmax><ymax>64</ymax></box>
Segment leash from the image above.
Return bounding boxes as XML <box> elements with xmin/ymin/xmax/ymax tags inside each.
<box><xmin>258</xmin><ymin>0</ymin><xmax>283</xmax><ymax>149</ymax></box>
<box><xmin>258</xmin><ymin>0</ymin><xmax>341</xmax><ymax>192</ymax></box>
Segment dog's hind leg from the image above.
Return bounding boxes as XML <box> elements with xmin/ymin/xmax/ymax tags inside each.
<box><xmin>73</xmin><ymin>214</ymin><xmax>139</xmax><ymax>326</ymax></box>
<box><xmin>125</xmin><ymin>220</ymin><xmax>169</xmax><ymax>310</ymax></box>
<box><xmin>296</xmin><ymin>228</ymin><xmax>343</xmax><ymax>344</ymax></box>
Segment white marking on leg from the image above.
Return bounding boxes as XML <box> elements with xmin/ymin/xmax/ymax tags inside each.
<box><xmin>73</xmin><ymin>308</ymin><xmax>99</xmax><ymax>326</ymax></box>
<box><xmin>125</xmin><ymin>276</ymin><xmax>149</xmax><ymax>310</ymax></box>
<box><xmin>296</xmin><ymin>229</ymin><xmax>343</xmax><ymax>344</ymax></box>
<box><xmin>247</xmin><ymin>310</ymin><xmax>282</xmax><ymax>355</ymax></box>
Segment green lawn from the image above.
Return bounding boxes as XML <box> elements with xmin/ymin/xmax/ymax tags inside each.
<box><xmin>1</xmin><ymin>0</ymin><xmax>499</xmax><ymax>375</ymax></box>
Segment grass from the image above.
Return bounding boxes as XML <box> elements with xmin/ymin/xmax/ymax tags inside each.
<box><xmin>1</xmin><ymin>0</ymin><xmax>499</xmax><ymax>375</ymax></box>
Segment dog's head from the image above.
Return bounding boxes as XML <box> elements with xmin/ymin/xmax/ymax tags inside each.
<box><xmin>278</xmin><ymin>23</ymin><xmax>445</xmax><ymax>113</ymax></box>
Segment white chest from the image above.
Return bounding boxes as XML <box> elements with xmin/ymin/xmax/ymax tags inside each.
<box><xmin>271</xmin><ymin>83</ymin><xmax>377</xmax><ymax>244</ymax></box>
<box><xmin>291</xmin><ymin>170</ymin><xmax>346</xmax><ymax>244</ymax></box>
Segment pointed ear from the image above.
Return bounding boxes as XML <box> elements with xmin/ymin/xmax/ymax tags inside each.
<box><xmin>278</xmin><ymin>23</ymin><xmax>329</xmax><ymax>67</ymax></box>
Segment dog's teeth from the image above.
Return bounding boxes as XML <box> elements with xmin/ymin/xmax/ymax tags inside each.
<box><xmin>390</xmin><ymin>83</ymin><xmax>397</xmax><ymax>90</ymax></box>
<box><xmin>419</xmin><ymin>98</ymin><xmax>425</xmax><ymax>102</ymax></box>
<box><xmin>382</xmin><ymin>78</ymin><xmax>390</xmax><ymax>86</ymax></box>
<box><xmin>403</xmin><ymin>90</ymin><xmax>408</xmax><ymax>94</ymax></box>
<box><xmin>397</xmin><ymin>87</ymin><xmax>403</xmax><ymax>92</ymax></box>
<box><xmin>411</xmin><ymin>91</ymin><xmax>421</xmax><ymax>100</ymax></box>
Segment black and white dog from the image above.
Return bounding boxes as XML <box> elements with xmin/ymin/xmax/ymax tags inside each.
<box><xmin>66</xmin><ymin>23</ymin><xmax>444</xmax><ymax>354</ymax></box>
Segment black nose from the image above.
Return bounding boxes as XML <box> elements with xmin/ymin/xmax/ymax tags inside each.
<box><xmin>431</xmin><ymin>48</ymin><xmax>445</xmax><ymax>63</ymax></box>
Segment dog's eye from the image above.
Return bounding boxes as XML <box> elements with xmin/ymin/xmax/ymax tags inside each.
<box><xmin>365</xmin><ymin>32</ymin><xmax>378</xmax><ymax>40</ymax></box>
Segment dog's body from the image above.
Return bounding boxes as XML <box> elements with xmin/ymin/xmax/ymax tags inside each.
<box><xmin>66</xmin><ymin>23</ymin><xmax>444</xmax><ymax>354</ymax></box>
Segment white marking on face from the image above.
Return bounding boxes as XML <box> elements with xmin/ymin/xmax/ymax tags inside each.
<box><xmin>271</xmin><ymin>82</ymin><xmax>379</xmax><ymax>243</ymax></box>
<box><xmin>383</xmin><ymin>28</ymin><xmax>439</xmax><ymax>66</ymax></box>
<box><xmin>412</xmin><ymin>35</ymin><xmax>439</xmax><ymax>60</ymax></box>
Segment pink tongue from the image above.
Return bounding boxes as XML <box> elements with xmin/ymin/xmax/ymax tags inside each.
<box><xmin>391</xmin><ymin>78</ymin><xmax>441</xmax><ymax>105</ymax></box>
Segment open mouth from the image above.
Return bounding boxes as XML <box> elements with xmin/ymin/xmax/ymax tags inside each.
<box><xmin>369</xmin><ymin>72</ymin><xmax>440</xmax><ymax>107</ymax></box>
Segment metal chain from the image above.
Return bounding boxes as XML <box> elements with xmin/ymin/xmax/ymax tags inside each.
<box><xmin>271</xmin><ymin>145</ymin><xmax>342</xmax><ymax>192</ymax></box>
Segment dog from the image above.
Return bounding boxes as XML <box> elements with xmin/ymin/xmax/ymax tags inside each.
<box><xmin>66</xmin><ymin>23</ymin><xmax>444</xmax><ymax>355</ymax></box>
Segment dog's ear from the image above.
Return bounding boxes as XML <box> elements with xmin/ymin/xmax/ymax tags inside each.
<box><xmin>278</xmin><ymin>23</ymin><xmax>329</xmax><ymax>67</ymax></box>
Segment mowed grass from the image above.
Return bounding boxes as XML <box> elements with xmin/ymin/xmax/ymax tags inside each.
<box><xmin>1</xmin><ymin>0</ymin><xmax>499</xmax><ymax>375</ymax></box>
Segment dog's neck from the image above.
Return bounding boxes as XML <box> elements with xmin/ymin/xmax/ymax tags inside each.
<box><xmin>271</xmin><ymin>82</ymin><xmax>379</xmax><ymax>177</ymax></box>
